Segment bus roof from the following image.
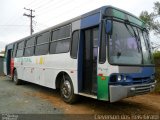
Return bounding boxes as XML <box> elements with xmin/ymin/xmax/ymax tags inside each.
<box><xmin>6</xmin><ymin>5</ymin><xmax>145</xmax><ymax>46</ymax></box>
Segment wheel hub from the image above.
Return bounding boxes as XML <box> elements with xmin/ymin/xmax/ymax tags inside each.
<box><xmin>62</xmin><ymin>81</ymin><xmax>71</xmax><ymax>99</ymax></box>
<box><xmin>14</xmin><ymin>73</ymin><xmax>17</xmax><ymax>82</ymax></box>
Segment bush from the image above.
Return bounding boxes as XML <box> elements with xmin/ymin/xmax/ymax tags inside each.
<box><xmin>153</xmin><ymin>51</ymin><xmax>160</xmax><ymax>93</ymax></box>
<box><xmin>153</xmin><ymin>51</ymin><xmax>160</xmax><ymax>59</ymax></box>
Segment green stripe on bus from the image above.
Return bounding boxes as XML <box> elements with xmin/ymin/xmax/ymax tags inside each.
<box><xmin>97</xmin><ymin>76</ymin><xmax>109</xmax><ymax>101</ymax></box>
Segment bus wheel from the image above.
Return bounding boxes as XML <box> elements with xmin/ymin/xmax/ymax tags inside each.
<box><xmin>60</xmin><ymin>75</ymin><xmax>77</xmax><ymax>104</ymax></box>
<box><xmin>13</xmin><ymin>69</ymin><xmax>21</xmax><ymax>85</ymax></box>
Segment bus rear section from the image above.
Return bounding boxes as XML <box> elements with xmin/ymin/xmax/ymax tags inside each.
<box><xmin>3</xmin><ymin>44</ymin><xmax>14</xmax><ymax>77</ymax></box>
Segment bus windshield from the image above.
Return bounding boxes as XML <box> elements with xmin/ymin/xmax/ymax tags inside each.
<box><xmin>108</xmin><ymin>20</ymin><xmax>153</xmax><ymax>65</ymax></box>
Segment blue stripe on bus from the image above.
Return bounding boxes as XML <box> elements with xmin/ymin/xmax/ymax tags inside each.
<box><xmin>81</xmin><ymin>13</ymin><xmax>100</xmax><ymax>29</ymax></box>
<box><xmin>129</xmin><ymin>67</ymin><xmax>154</xmax><ymax>78</ymax></box>
<box><xmin>78</xmin><ymin>31</ymin><xmax>84</xmax><ymax>92</ymax></box>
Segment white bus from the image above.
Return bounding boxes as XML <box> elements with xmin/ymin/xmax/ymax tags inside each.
<box><xmin>4</xmin><ymin>6</ymin><xmax>156</xmax><ymax>104</ymax></box>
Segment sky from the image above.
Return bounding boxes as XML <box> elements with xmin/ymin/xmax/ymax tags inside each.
<box><xmin>0</xmin><ymin>0</ymin><xmax>159</xmax><ymax>51</ymax></box>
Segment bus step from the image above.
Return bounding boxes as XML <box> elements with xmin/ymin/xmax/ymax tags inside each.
<box><xmin>79</xmin><ymin>92</ymin><xmax>97</xmax><ymax>99</ymax></box>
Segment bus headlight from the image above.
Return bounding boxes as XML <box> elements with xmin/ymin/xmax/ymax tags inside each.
<box><xmin>117</xmin><ymin>74</ymin><xmax>127</xmax><ymax>81</ymax></box>
<box><xmin>117</xmin><ymin>75</ymin><xmax>122</xmax><ymax>81</ymax></box>
<box><xmin>123</xmin><ymin>75</ymin><xmax>127</xmax><ymax>81</ymax></box>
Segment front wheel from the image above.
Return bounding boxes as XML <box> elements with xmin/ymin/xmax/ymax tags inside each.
<box><xmin>13</xmin><ymin>69</ymin><xmax>21</xmax><ymax>85</ymax></box>
<box><xmin>60</xmin><ymin>75</ymin><xmax>77</xmax><ymax>104</ymax></box>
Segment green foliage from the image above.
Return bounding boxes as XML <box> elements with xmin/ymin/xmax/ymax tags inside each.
<box><xmin>155</xmin><ymin>67</ymin><xmax>160</xmax><ymax>93</ymax></box>
<box><xmin>139</xmin><ymin>11</ymin><xmax>153</xmax><ymax>29</ymax></box>
<box><xmin>140</xmin><ymin>2</ymin><xmax>160</xmax><ymax>93</ymax></box>
<box><xmin>139</xmin><ymin>1</ymin><xmax>160</xmax><ymax>35</ymax></box>
<box><xmin>153</xmin><ymin>51</ymin><xmax>160</xmax><ymax>93</ymax></box>
<box><xmin>154</xmin><ymin>2</ymin><xmax>160</xmax><ymax>15</ymax></box>
<box><xmin>153</xmin><ymin>51</ymin><xmax>160</xmax><ymax>59</ymax></box>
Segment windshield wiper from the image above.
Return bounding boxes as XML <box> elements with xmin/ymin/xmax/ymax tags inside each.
<box><xmin>117</xmin><ymin>52</ymin><xmax>121</xmax><ymax>58</ymax></box>
<box><xmin>124</xmin><ymin>22</ymin><xmax>134</xmax><ymax>37</ymax></box>
<box><xmin>141</xmin><ymin>30</ymin><xmax>153</xmax><ymax>62</ymax></box>
<box><xmin>124</xmin><ymin>21</ymin><xmax>141</xmax><ymax>52</ymax></box>
<box><xmin>130</xmin><ymin>25</ymin><xmax>144</xmax><ymax>64</ymax></box>
<box><xmin>124</xmin><ymin>20</ymin><xmax>143</xmax><ymax>64</ymax></box>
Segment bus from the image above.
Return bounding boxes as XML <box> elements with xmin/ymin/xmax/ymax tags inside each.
<box><xmin>3</xmin><ymin>6</ymin><xmax>156</xmax><ymax>104</ymax></box>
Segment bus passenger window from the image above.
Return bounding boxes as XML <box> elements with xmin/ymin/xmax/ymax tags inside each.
<box><xmin>71</xmin><ymin>31</ymin><xmax>79</xmax><ymax>59</ymax></box>
<box><xmin>50</xmin><ymin>39</ymin><xmax>70</xmax><ymax>54</ymax></box>
<box><xmin>35</xmin><ymin>32</ymin><xmax>50</xmax><ymax>55</ymax></box>
<box><xmin>16</xmin><ymin>41</ymin><xmax>24</xmax><ymax>57</ymax></box>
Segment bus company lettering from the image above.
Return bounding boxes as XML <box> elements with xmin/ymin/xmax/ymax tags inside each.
<box><xmin>17</xmin><ymin>58</ymin><xmax>32</xmax><ymax>63</ymax></box>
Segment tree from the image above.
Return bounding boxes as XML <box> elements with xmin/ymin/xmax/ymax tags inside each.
<box><xmin>139</xmin><ymin>1</ymin><xmax>160</xmax><ymax>36</ymax></box>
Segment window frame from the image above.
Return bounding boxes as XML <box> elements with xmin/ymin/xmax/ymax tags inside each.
<box><xmin>35</xmin><ymin>43</ymin><xmax>50</xmax><ymax>56</ymax></box>
<box><xmin>36</xmin><ymin>31</ymin><xmax>50</xmax><ymax>45</ymax></box>
<box><xmin>25</xmin><ymin>37</ymin><xmax>35</xmax><ymax>48</ymax></box>
<box><xmin>70</xmin><ymin>30</ymin><xmax>80</xmax><ymax>59</ymax></box>
<box><xmin>13</xmin><ymin>43</ymin><xmax>17</xmax><ymax>58</ymax></box>
<box><xmin>16</xmin><ymin>40</ymin><xmax>25</xmax><ymax>57</ymax></box>
<box><xmin>35</xmin><ymin>31</ymin><xmax>51</xmax><ymax>56</ymax></box>
<box><xmin>49</xmin><ymin>24</ymin><xmax>71</xmax><ymax>54</ymax></box>
<box><xmin>24</xmin><ymin>37</ymin><xmax>36</xmax><ymax>57</ymax></box>
<box><xmin>106</xmin><ymin>18</ymin><xmax>154</xmax><ymax>66</ymax></box>
<box><xmin>50</xmin><ymin>38</ymin><xmax>70</xmax><ymax>54</ymax></box>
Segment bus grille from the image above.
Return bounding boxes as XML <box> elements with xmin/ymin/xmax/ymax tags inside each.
<box><xmin>132</xmin><ymin>77</ymin><xmax>154</xmax><ymax>84</ymax></box>
<box><xmin>134</xmin><ymin>84</ymin><xmax>154</xmax><ymax>95</ymax></box>
<box><xmin>134</xmin><ymin>84</ymin><xmax>152</xmax><ymax>95</ymax></box>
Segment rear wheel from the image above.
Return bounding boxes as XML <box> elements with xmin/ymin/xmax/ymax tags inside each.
<box><xmin>13</xmin><ymin>69</ymin><xmax>21</xmax><ymax>85</ymax></box>
<box><xmin>60</xmin><ymin>75</ymin><xmax>77</xmax><ymax>104</ymax></box>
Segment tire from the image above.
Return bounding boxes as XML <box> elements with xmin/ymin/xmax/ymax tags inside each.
<box><xmin>13</xmin><ymin>69</ymin><xmax>21</xmax><ymax>85</ymax></box>
<box><xmin>60</xmin><ymin>75</ymin><xmax>77</xmax><ymax>104</ymax></box>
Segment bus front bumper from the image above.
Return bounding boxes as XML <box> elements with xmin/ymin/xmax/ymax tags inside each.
<box><xmin>109</xmin><ymin>82</ymin><xmax>156</xmax><ymax>102</ymax></box>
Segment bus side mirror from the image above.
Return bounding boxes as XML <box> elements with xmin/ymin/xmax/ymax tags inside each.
<box><xmin>106</xmin><ymin>20</ymin><xmax>112</xmax><ymax>35</ymax></box>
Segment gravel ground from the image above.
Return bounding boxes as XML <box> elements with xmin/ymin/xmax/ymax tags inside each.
<box><xmin>0</xmin><ymin>76</ymin><xmax>63</xmax><ymax>114</ymax></box>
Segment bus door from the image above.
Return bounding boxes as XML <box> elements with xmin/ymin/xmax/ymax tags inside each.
<box><xmin>5</xmin><ymin>49</ymin><xmax>13</xmax><ymax>75</ymax></box>
<box><xmin>82</xmin><ymin>27</ymin><xmax>98</xmax><ymax>94</ymax></box>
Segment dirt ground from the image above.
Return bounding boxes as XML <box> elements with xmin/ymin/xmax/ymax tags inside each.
<box><xmin>23</xmin><ymin>81</ymin><xmax>160</xmax><ymax>115</ymax></box>
<box><xmin>28</xmin><ymin>89</ymin><xmax>160</xmax><ymax>114</ymax></box>
<box><xmin>0</xmin><ymin>76</ymin><xmax>160</xmax><ymax>119</ymax></box>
